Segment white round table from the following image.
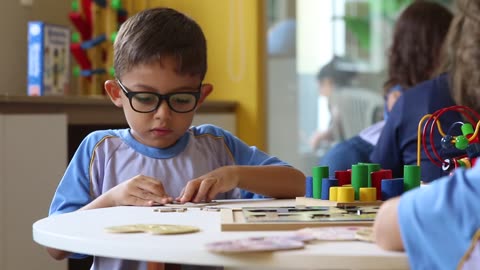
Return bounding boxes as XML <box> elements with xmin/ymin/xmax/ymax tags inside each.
<box><xmin>33</xmin><ymin>199</ymin><xmax>409</xmax><ymax>269</ymax></box>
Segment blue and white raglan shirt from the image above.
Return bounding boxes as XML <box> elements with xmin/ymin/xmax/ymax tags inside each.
<box><xmin>398</xmin><ymin>161</ymin><xmax>480</xmax><ymax>269</ymax></box>
<box><xmin>49</xmin><ymin>124</ymin><xmax>290</xmax><ymax>270</ymax></box>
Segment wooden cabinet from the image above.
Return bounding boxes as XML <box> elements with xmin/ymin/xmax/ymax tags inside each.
<box><xmin>0</xmin><ymin>114</ymin><xmax>67</xmax><ymax>270</ymax></box>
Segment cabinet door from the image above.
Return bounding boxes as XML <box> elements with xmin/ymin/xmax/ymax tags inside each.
<box><xmin>2</xmin><ymin>114</ymin><xmax>67</xmax><ymax>270</ymax></box>
<box><xmin>0</xmin><ymin>115</ymin><xmax>4</xmax><ymax>268</ymax></box>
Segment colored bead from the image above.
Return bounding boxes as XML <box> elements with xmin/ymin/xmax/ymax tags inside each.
<box><xmin>455</xmin><ymin>135</ymin><xmax>469</xmax><ymax>150</ymax></box>
<box><xmin>441</xmin><ymin>135</ymin><xmax>453</xmax><ymax>149</ymax></box>
<box><xmin>461</xmin><ymin>123</ymin><xmax>474</xmax><ymax>136</ymax></box>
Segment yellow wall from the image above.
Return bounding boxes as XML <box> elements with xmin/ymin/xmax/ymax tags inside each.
<box><xmin>147</xmin><ymin>0</ymin><xmax>267</xmax><ymax>150</ymax></box>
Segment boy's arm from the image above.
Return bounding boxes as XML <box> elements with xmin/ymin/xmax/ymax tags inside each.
<box><xmin>375</xmin><ymin>165</ymin><xmax>480</xmax><ymax>269</ymax></box>
<box><xmin>46</xmin><ymin>248</ymin><xmax>70</xmax><ymax>260</ymax></box>
<box><xmin>373</xmin><ymin>197</ymin><xmax>404</xmax><ymax>251</ymax></box>
<box><xmin>178</xmin><ymin>165</ymin><xmax>305</xmax><ymax>203</ymax></box>
<box><xmin>233</xmin><ymin>165</ymin><xmax>305</xmax><ymax>198</ymax></box>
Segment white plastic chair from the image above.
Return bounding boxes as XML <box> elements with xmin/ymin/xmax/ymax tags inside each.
<box><xmin>332</xmin><ymin>88</ymin><xmax>384</xmax><ymax>140</ymax></box>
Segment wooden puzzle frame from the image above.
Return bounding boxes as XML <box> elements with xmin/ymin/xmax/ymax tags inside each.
<box><xmin>220</xmin><ymin>205</ymin><xmax>378</xmax><ymax>231</ymax></box>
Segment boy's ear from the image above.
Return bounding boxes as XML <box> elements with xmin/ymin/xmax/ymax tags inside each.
<box><xmin>104</xmin><ymin>80</ymin><xmax>123</xmax><ymax>108</ymax></box>
<box><xmin>198</xmin><ymin>83</ymin><xmax>213</xmax><ymax>105</ymax></box>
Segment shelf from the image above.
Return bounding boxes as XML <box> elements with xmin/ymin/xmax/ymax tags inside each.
<box><xmin>0</xmin><ymin>95</ymin><xmax>237</xmax><ymax>125</ymax></box>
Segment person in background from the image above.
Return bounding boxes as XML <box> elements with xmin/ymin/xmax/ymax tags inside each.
<box><xmin>44</xmin><ymin>7</ymin><xmax>305</xmax><ymax>270</ymax></box>
<box><xmin>267</xmin><ymin>18</ymin><xmax>296</xmax><ymax>57</ymax></box>
<box><xmin>370</xmin><ymin>0</ymin><xmax>475</xmax><ymax>182</ymax></box>
<box><xmin>319</xmin><ymin>1</ymin><xmax>453</xmax><ymax>174</ymax></box>
<box><xmin>309</xmin><ymin>56</ymin><xmax>357</xmax><ymax>151</ymax></box>
<box><xmin>374</xmin><ymin>0</ymin><xmax>480</xmax><ymax>268</ymax></box>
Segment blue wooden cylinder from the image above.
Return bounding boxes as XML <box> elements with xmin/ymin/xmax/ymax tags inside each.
<box><xmin>381</xmin><ymin>178</ymin><xmax>404</xmax><ymax>200</ymax></box>
<box><xmin>305</xmin><ymin>176</ymin><xmax>313</xmax><ymax>198</ymax></box>
<box><xmin>321</xmin><ymin>178</ymin><xmax>339</xmax><ymax>200</ymax></box>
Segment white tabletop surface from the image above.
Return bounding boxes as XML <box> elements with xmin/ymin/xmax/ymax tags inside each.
<box><xmin>33</xmin><ymin>199</ymin><xmax>409</xmax><ymax>270</ymax></box>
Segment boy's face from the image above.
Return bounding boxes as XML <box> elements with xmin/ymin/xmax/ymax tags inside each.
<box><xmin>318</xmin><ymin>78</ymin><xmax>333</xmax><ymax>97</ymax></box>
<box><xmin>105</xmin><ymin>58</ymin><xmax>212</xmax><ymax>148</ymax></box>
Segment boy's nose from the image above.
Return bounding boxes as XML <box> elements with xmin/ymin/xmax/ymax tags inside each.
<box><xmin>153</xmin><ymin>100</ymin><xmax>172</xmax><ymax>119</ymax></box>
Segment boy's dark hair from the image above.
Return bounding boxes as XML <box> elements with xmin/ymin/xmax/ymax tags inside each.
<box><xmin>114</xmin><ymin>7</ymin><xmax>207</xmax><ymax>80</ymax></box>
<box><xmin>316</xmin><ymin>56</ymin><xmax>357</xmax><ymax>88</ymax></box>
<box><xmin>384</xmin><ymin>1</ymin><xmax>452</xmax><ymax>94</ymax></box>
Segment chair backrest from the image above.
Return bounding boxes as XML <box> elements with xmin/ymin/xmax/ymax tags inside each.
<box><xmin>332</xmin><ymin>88</ymin><xmax>384</xmax><ymax>140</ymax></box>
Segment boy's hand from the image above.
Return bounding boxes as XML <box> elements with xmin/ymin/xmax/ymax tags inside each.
<box><xmin>105</xmin><ymin>175</ymin><xmax>173</xmax><ymax>206</ymax></box>
<box><xmin>176</xmin><ymin>166</ymin><xmax>239</xmax><ymax>203</ymax></box>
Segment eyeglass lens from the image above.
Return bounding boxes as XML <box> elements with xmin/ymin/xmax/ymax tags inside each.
<box><xmin>131</xmin><ymin>92</ymin><xmax>197</xmax><ymax>113</ymax></box>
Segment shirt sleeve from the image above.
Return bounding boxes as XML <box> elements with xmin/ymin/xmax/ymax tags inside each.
<box><xmin>48</xmin><ymin>131</ymin><xmax>115</xmax><ymax>259</ymax></box>
<box><xmin>398</xmin><ymin>164</ymin><xmax>480</xmax><ymax>269</ymax></box>
<box><xmin>49</xmin><ymin>137</ymin><xmax>95</xmax><ymax>216</ymax></box>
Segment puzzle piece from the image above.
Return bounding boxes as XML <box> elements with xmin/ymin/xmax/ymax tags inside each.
<box><xmin>104</xmin><ymin>224</ymin><xmax>199</xmax><ymax>235</ymax></box>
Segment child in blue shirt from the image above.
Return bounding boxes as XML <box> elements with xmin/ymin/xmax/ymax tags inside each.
<box><xmin>374</xmin><ymin>161</ymin><xmax>480</xmax><ymax>269</ymax></box>
<box><xmin>45</xmin><ymin>7</ymin><xmax>305</xmax><ymax>270</ymax></box>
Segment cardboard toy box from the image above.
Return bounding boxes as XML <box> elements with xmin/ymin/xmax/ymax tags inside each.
<box><xmin>27</xmin><ymin>21</ymin><xmax>70</xmax><ymax>96</ymax></box>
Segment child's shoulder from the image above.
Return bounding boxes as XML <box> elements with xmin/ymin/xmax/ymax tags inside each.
<box><xmin>85</xmin><ymin>129</ymin><xmax>124</xmax><ymax>140</ymax></box>
<box><xmin>189</xmin><ymin>124</ymin><xmax>233</xmax><ymax>138</ymax></box>
<box><xmin>79</xmin><ymin>129</ymin><xmax>127</xmax><ymax>148</ymax></box>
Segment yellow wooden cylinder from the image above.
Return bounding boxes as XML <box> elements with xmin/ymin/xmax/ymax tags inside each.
<box><xmin>337</xmin><ymin>187</ymin><xmax>354</xmax><ymax>203</ymax></box>
<box><xmin>359</xmin><ymin>187</ymin><xmax>376</xmax><ymax>202</ymax></box>
<box><xmin>329</xmin><ymin>186</ymin><xmax>338</xmax><ymax>201</ymax></box>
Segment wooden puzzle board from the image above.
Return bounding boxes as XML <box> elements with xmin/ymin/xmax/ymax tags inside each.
<box><xmin>221</xmin><ymin>206</ymin><xmax>378</xmax><ymax>231</ymax></box>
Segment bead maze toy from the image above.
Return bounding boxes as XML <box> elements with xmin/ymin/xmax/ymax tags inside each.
<box><xmin>417</xmin><ymin>105</ymin><xmax>480</xmax><ymax>173</ymax></box>
<box><xmin>69</xmin><ymin>0</ymin><xmax>150</xmax><ymax>95</ymax></box>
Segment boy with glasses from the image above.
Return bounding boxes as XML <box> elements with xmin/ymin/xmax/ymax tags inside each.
<box><xmin>46</xmin><ymin>7</ymin><xmax>305</xmax><ymax>270</ymax></box>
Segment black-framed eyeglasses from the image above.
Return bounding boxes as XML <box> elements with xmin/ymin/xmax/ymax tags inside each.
<box><xmin>116</xmin><ymin>79</ymin><xmax>201</xmax><ymax>113</ymax></box>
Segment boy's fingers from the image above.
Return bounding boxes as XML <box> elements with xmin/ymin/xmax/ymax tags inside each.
<box><xmin>136</xmin><ymin>178</ymin><xmax>168</xmax><ymax>197</ymax></box>
<box><xmin>193</xmin><ymin>178</ymin><xmax>215</xmax><ymax>202</ymax></box>
<box><xmin>206</xmin><ymin>184</ymin><xmax>222</xmax><ymax>202</ymax></box>
<box><xmin>132</xmin><ymin>188</ymin><xmax>169</xmax><ymax>204</ymax></box>
<box><xmin>179</xmin><ymin>181</ymin><xmax>199</xmax><ymax>203</ymax></box>
<box><xmin>129</xmin><ymin>195</ymin><xmax>157</xmax><ymax>206</ymax></box>
<box><xmin>175</xmin><ymin>188</ymin><xmax>186</xmax><ymax>201</ymax></box>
